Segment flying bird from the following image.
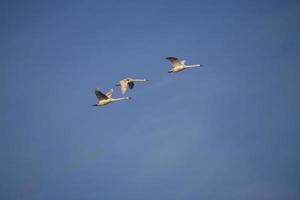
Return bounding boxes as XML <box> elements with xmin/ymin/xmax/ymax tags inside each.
<box><xmin>166</xmin><ymin>57</ymin><xmax>203</xmax><ymax>73</ymax></box>
<box><xmin>116</xmin><ymin>78</ymin><xmax>149</xmax><ymax>94</ymax></box>
<box><xmin>93</xmin><ymin>88</ymin><xmax>130</xmax><ymax>106</ymax></box>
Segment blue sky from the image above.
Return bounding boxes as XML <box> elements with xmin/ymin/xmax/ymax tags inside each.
<box><xmin>1</xmin><ymin>0</ymin><xmax>300</xmax><ymax>199</ymax></box>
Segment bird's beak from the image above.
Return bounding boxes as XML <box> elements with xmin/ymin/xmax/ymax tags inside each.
<box><xmin>115</xmin><ymin>83</ymin><xmax>120</xmax><ymax>86</ymax></box>
<box><xmin>146</xmin><ymin>79</ymin><xmax>149</xmax><ymax>81</ymax></box>
<box><xmin>92</xmin><ymin>104</ymin><xmax>98</xmax><ymax>106</ymax></box>
<box><xmin>168</xmin><ymin>71</ymin><xmax>173</xmax><ymax>73</ymax></box>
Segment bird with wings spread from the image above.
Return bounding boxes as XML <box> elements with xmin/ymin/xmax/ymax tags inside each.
<box><xmin>116</xmin><ymin>77</ymin><xmax>149</xmax><ymax>94</ymax></box>
<box><xmin>166</xmin><ymin>57</ymin><xmax>203</xmax><ymax>73</ymax></box>
<box><xmin>93</xmin><ymin>88</ymin><xmax>130</xmax><ymax>106</ymax></box>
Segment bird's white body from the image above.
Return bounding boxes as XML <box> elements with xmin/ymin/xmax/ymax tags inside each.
<box><xmin>117</xmin><ymin>77</ymin><xmax>149</xmax><ymax>94</ymax></box>
<box><xmin>94</xmin><ymin>88</ymin><xmax>130</xmax><ymax>106</ymax></box>
<box><xmin>166</xmin><ymin>57</ymin><xmax>203</xmax><ymax>73</ymax></box>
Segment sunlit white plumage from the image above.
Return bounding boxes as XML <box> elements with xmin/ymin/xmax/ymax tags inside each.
<box><xmin>116</xmin><ymin>78</ymin><xmax>149</xmax><ymax>94</ymax></box>
<box><xmin>166</xmin><ymin>57</ymin><xmax>203</xmax><ymax>73</ymax></box>
<box><xmin>93</xmin><ymin>88</ymin><xmax>130</xmax><ymax>106</ymax></box>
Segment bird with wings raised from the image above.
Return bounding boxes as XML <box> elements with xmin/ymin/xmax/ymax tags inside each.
<box><xmin>93</xmin><ymin>88</ymin><xmax>130</xmax><ymax>106</ymax></box>
<box><xmin>116</xmin><ymin>77</ymin><xmax>149</xmax><ymax>94</ymax></box>
<box><xmin>166</xmin><ymin>57</ymin><xmax>203</xmax><ymax>73</ymax></box>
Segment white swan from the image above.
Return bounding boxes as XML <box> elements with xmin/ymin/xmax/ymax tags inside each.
<box><xmin>93</xmin><ymin>88</ymin><xmax>130</xmax><ymax>106</ymax></box>
<box><xmin>166</xmin><ymin>57</ymin><xmax>203</xmax><ymax>73</ymax></box>
<box><xmin>116</xmin><ymin>78</ymin><xmax>149</xmax><ymax>94</ymax></box>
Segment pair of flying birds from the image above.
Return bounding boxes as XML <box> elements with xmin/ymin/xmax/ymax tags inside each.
<box><xmin>93</xmin><ymin>57</ymin><xmax>203</xmax><ymax>106</ymax></box>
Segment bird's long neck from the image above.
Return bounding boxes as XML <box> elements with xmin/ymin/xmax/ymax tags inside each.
<box><xmin>112</xmin><ymin>97</ymin><xmax>130</xmax><ymax>102</ymax></box>
<box><xmin>132</xmin><ymin>79</ymin><xmax>147</xmax><ymax>82</ymax></box>
<box><xmin>185</xmin><ymin>64</ymin><xmax>202</xmax><ymax>68</ymax></box>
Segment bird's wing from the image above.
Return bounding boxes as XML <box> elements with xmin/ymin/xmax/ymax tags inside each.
<box><xmin>95</xmin><ymin>88</ymin><xmax>108</xmax><ymax>100</ymax></box>
<box><xmin>128</xmin><ymin>82</ymin><xmax>135</xmax><ymax>90</ymax></box>
<box><xmin>120</xmin><ymin>80</ymin><xmax>128</xmax><ymax>94</ymax></box>
<box><xmin>106</xmin><ymin>88</ymin><xmax>113</xmax><ymax>98</ymax></box>
<box><xmin>166</xmin><ymin>57</ymin><xmax>182</xmax><ymax>67</ymax></box>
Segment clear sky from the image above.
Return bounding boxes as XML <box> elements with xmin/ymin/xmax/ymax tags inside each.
<box><xmin>1</xmin><ymin>0</ymin><xmax>300</xmax><ymax>199</ymax></box>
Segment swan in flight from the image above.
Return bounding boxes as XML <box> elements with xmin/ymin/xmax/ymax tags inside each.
<box><xmin>93</xmin><ymin>88</ymin><xmax>130</xmax><ymax>106</ymax></box>
<box><xmin>166</xmin><ymin>57</ymin><xmax>203</xmax><ymax>73</ymax></box>
<box><xmin>116</xmin><ymin>78</ymin><xmax>149</xmax><ymax>94</ymax></box>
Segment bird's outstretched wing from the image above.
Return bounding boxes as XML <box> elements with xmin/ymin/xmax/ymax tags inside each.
<box><xmin>106</xmin><ymin>88</ymin><xmax>113</xmax><ymax>98</ymax></box>
<box><xmin>166</xmin><ymin>57</ymin><xmax>182</xmax><ymax>67</ymax></box>
<box><xmin>120</xmin><ymin>80</ymin><xmax>128</xmax><ymax>94</ymax></box>
<box><xmin>95</xmin><ymin>88</ymin><xmax>108</xmax><ymax>100</ymax></box>
<box><xmin>128</xmin><ymin>82</ymin><xmax>135</xmax><ymax>90</ymax></box>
